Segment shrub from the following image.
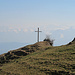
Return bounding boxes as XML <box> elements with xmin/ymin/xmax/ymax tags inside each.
<box><xmin>43</xmin><ymin>35</ymin><xmax>54</xmax><ymax>46</ymax></box>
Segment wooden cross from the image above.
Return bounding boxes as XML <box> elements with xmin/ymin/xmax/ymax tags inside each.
<box><xmin>35</xmin><ymin>28</ymin><xmax>42</xmax><ymax>42</ymax></box>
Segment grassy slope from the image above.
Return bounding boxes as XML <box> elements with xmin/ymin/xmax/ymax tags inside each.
<box><xmin>0</xmin><ymin>41</ymin><xmax>75</xmax><ymax>75</ymax></box>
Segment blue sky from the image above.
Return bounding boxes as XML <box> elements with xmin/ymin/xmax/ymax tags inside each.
<box><xmin>0</xmin><ymin>0</ymin><xmax>75</xmax><ymax>46</ymax></box>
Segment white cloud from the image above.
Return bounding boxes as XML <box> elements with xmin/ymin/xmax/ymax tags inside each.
<box><xmin>8</xmin><ymin>27</ymin><xmax>21</xmax><ymax>33</ymax></box>
<box><xmin>30</xmin><ymin>29</ymin><xmax>34</xmax><ymax>32</ymax></box>
<box><xmin>18</xmin><ymin>28</ymin><xmax>21</xmax><ymax>31</ymax></box>
<box><xmin>60</xmin><ymin>34</ymin><xmax>64</xmax><ymax>38</ymax></box>
<box><xmin>41</xmin><ymin>24</ymin><xmax>70</xmax><ymax>33</ymax></box>
<box><xmin>0</xmin><ymin>24</ymin><xmax>73</xmax><ymax>35</ymax></box>
<box><xmin>13</xmin><ymin>29</ymin><xmax>18</xmax><ymax>33</ymax></box>
<box><xmin>23</xmin><ymin>29</ymin><xmax>28</xmax><ymax>32</ymax></box>
<box><xmin>9</xmin><ymin>27</ymin><xmax>13</xmax><ymax>30</ymax></box>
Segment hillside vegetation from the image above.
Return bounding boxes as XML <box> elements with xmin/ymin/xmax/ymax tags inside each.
<box><xmin>0</xmin><ymin>40</ymin><xmax>75</xmax><ymax>75</ymax></box>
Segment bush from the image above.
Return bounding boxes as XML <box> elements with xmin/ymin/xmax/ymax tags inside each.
<box><xmin>43</xmin><ymin>35</ymin><xmax>54</xmax><ymax>46</ymax></box>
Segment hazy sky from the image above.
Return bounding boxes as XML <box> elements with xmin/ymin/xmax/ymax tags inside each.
<box><xmin>0</xmin><ymin>0</ymin><xmax>75</xmax><ymax>45</ymax></box>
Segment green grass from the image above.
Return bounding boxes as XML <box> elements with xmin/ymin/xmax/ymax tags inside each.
<box><xmin>0</xmin><ymin>41</ymin><xmax>75</xmax><ymax>75</ymax></box>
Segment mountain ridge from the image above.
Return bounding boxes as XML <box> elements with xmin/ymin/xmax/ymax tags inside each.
<box><xmin>0</xmin><ymin>41</ymin><xmax>51</xmax><ymax>64</ymax></box>
<box><xmin>0</xmin><ymin>39</ymin><xmax>75</xmax><ymax>75</ymax></box>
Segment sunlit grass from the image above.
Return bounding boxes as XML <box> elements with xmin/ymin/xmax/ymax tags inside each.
<box><xmin>0</xmin><ymin>41</ymin><xmax>75</xmax><ymax>75</ymax></box>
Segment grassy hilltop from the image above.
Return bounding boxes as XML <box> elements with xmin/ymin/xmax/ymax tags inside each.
<box><xmin>0</xmin><ymin>39</ymin><xmax>75</xmax><ymax>75</ymax></box>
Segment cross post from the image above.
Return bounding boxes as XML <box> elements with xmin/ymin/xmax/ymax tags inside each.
<box><xmin>35</xmin><ymin>28</ymin><xmax>42</xmax><ymax>42</ymax></box>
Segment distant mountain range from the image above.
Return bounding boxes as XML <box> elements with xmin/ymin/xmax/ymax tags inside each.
<box><xmin>52</xmin><ymin>27</ymin><xmax>75</xmax><ymax>46</ymax></box>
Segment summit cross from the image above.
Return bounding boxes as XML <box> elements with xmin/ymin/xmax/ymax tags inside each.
<box><xmin>35</xmin><ymin>28</ymin><xmax>42</xmax><ymax>42</ymax></box>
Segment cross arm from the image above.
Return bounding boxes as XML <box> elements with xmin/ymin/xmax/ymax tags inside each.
<box><xmin>35</xmin><ymin>31</ymin><xmax>42</xmax><ymax>32</ymax></box>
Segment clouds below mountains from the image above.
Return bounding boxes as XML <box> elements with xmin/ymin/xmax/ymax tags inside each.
<box><xmin>0</xmin><ymin>26</ymin><xmax>75</xmax><ymax>46</ymax></box>
<box><xmin>0</xmin><ymin>26</ymin><xmax>75</xmax><ymax>54</ymax></box>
